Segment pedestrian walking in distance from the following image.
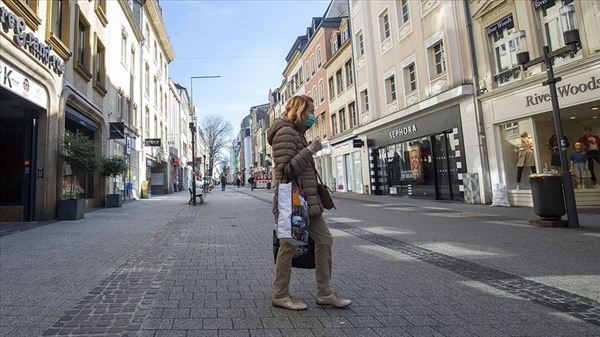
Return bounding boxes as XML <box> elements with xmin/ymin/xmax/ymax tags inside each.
<box><xmin>267</xmin><ymin>94</ymin><xmax>351</xmax><ymax>311</ymax></box>
<box><xmin>220</xmin><ymin>175</ymin><xmax>226</xmax><ymax>191</ymax></box>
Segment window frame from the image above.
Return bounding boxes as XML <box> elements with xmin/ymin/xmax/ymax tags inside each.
<box><xmin>345</xmin><ymin>60</ymin><xmax>354</xmax><ymax>87</ymax></box>
<box><xmin>339</xmin><ymin>107</ymin><xmax>347</xmax><ymax>133</ymax></box>
<box><xmin>46</xmin><ymin>0</ymin><xmax>71</xmax><ymax>60</ymax></box>
<box><xmin>335</xmin><ymin>68</ymin><xmax>344</xmax><ymax>95</ymax></box>
<box><xmin>403</xmin><ymin>62</ymin><xmax>417</xmax><ymax>93</ymax></box>
<box><xmin>379</xmin><ymin>8</ymin><xmax>391</xmax><ymax>42</ymax></box>
<box><xmin>348</xmin><ymin>101</ymin><xmax>357</xmax><ymax>128</ymax></box>
<box><xmin>384</xmin><ymin>74</ymin><xmax>397</xmax><ymax>104</ymax></box>
<box><xmin>95</xmin><ymin>0</ymin><xmax>108</xmax><ymax>26</ymax></box>
<box><xmin>74</xmin><ymin>8</ymin><xmax>92</xmax><ymax>81</ymax></box>
<box><xmin>356</xmin><ymin>31</ymin><xmax>365</xmax><ymax>58</ymax></box>
<box><xmin>395</xmin><ymin>0</ymin><xmax>410</xmax><ymax>26</ymax></box>
<box><xmin>93</xmin><ymin>33</ymin><xmax>107</xmax><ymax>95</ymax></box>
<box><xmin>360</xmin><ymin>89</ymin><xmax>369</xmax><ymax>113</ymax></box>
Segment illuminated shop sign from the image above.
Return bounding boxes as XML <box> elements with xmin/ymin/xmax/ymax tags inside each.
<box><xmin>389</xmin><ymin>124</ymin><xmax>418</xmax><ymax>139</ymax></box>
<box><xmin>0</xmin><ymin>6</ymin><xmax>65</xmax><ymax>76</ymax></box>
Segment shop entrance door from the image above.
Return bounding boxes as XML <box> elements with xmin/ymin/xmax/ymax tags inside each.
<box><xmin>0</xmin><ymin>90</ymin><xmax>39</xmax><ymax>221</ymax></box>
<box><xmin>433</xmin><ymin>132</ymin><xmax>461</xmax><ymax>201</ymax></box>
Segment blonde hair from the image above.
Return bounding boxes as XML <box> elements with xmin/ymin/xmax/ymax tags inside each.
<box><xmin>282</xmin><ymin>95</ymin><xmax>313</xmax><ymax>125</ymax></box>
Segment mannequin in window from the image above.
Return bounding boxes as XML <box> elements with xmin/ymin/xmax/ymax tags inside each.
<box><xmin>577</xmin><ymin>126</ymin><xmax>600</xmax><ymax>188</ymax></box>
<box><xmin>570</xmin><ymin>142</ymin><xmax>591</xmax><ymax>189</ymax></box>
<box><xmin>515</xmin><ymin>131</ymin><xmax>536</xmax><ymax>190</ymax></box>
<box><xmin>548</xmin><ymin>134</ymin><xmax>569</xmax><ymax>172</ymax></box>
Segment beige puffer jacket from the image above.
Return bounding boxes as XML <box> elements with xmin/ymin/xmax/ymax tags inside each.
<box><xmin>267</xmin><ymin>118</ymin><xmax>323</xmax><ymax>217</ymax></box>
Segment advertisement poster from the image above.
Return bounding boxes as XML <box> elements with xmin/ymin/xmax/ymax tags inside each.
<box><xmin>336</xmin><ymin>156</ymin><xmax>345</xmax><ymax>191</ymax></box>
<box><xmin>410</xmin><ymin>145</ymin><xmax>422</xmax><ymax>182</ymax></box>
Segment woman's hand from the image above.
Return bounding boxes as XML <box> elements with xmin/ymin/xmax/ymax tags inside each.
<box><xmin>308</xmin><ymin>136</ymin><xmax>323</xmax><ymax>153</ymax></box>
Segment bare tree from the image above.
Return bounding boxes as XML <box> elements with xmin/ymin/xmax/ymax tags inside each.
<box><xmin>200</xmin><ymin>113</ymin><xmax>233</xmax><ymax>177</ymax></box>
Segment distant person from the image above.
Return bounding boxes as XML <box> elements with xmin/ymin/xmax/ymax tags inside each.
<box><xmin>248</xmin><ymin>176</ymin><xmax>255</xmax><ymax>191</ymax></box>
<box><xmin>267</xmin><ymin>94</ymin><xmax>351</xmax><ymax>311</ymax></box>
<box><xmin>220</xmin><ymin>175</ymin><xmax>226</xmax><ymax>191</ymax></box>
<box><xmin>236</xmin><ymin>178</ymin><xmax>241</xmax><ymax>188</ymax></box>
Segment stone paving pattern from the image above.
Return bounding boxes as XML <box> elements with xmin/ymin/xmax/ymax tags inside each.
<box><xmin>1</xmin><ymin>187</ymin><xmax>599</xmax><ymax>336</ymax></box>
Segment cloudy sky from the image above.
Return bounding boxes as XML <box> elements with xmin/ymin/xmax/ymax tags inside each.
<box><xmin>162</xmin><ymin>0</ymin><xmax>331</xmax><ymax>134</ymax></box>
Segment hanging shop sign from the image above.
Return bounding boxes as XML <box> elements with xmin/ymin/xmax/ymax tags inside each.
<box><xmin>0</xmin><ymin>6</ymin><xmax>65</xmax><ymax>76</ymax></box>
<box><xmin>0</xmin><ymin>59</ymin><xmax>47</xmax><ymax>108</ymax></box>
<box><xmin>144</xmin><ymin>138</ymin><xmax>161</xmax><ymax>147</ymax></box>
<box><xmin>109</xmin><ymin>122</ymin><xmax>125</xmax><ymax>139</ymax></box>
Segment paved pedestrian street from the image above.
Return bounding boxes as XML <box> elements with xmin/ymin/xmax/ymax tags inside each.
<box><xmin>1</xmin><ymin>187</ymin><xmax>599</xmax><ymax>337</ymax></box>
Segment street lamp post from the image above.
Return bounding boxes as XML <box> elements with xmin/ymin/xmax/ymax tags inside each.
<box><xmin>515</xmin><ymin>3</ymin><xmax>580</xmax><ymax>227</ymax></box>
<box><xmin>189</xmin><ymin>75</ymin><xmax>220</xmax><ymax>205</ymax></box>
<box><xmin>189</xmin><ymin>120</ymin><xmax>197</xmax><ymax>205</ymax></box>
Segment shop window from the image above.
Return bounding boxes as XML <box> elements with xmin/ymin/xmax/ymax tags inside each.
<box><xmin>500</xmin><ymin>119</ymin><xmax>536</xmax><ymax>189</ymax></box>
<box><xmin>46</xmin><ymin>0</ymin><xmax>71</xmax><ymax>60</ymax></box>
<box><xmin>345</xmin><ymin>60</ymin><xmax>354</xmax><ymax>87</ymax></box>
<box><xmin>336</xmin><ymin>69</ymin><xmax>344</xmax><ymax>95</ymax></box>
<box><xmin>395</xmin><ymin>0</ymin><xmax>410</xmax><ymax>27</ymax></box>
<box><xmin>328</xmin><ymin>77</ymin><xmax>335</xmax><ymax>100</ymax></box>
<box><xmin>379</xmin><ymin>9</ymin><xmax>391</xmax><ymax>43</ymax></box>
<box><xmin>385</xmin><ymin>74</ymin><xmax>397</xmax><ymax>104</ymax></box>
<box><xmin>95</xmin><ymin>0</ymin><xmax>107</xmax><ymax>26</ymax></box>
<box><xmin>64</xmin><ymin>120</ymin><xmax>96</xmax><ymax>199</ymax></box>
<box><xmin>93</xmin><ymin>33</ymin><xmax>106</xmax><ymax>95</ymax></box>
<box><xmin>75</xmin><ymin>9</ymin><xmax>92</xmax><ymax>81</ymax></box>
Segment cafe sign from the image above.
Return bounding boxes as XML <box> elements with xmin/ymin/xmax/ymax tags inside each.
<box><xmin>0</xmin><ymin>5</ymin><xmax>65</xmax><ymax>76</ymax></box>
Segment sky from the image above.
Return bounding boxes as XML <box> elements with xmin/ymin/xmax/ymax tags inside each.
<box><xmin>161</xmin><ymin>0</ymin><xmax>332</xmax><ymax>135</ymax></box>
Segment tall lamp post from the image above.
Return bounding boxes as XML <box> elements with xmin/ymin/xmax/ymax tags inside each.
<box><xmin>189</xmin><ymin>75</ymin><xmax>220</xmax><ymax>205</ymax></box>
<box><xmin>515</xmin><ymin>3</ymin><xmax>580</xmax><ymax>227</ymax></box>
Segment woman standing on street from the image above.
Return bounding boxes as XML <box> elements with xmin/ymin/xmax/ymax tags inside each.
<box><xmin>267</xmin><ymin>94</ymin><xmax>351</xmax><ymax>311</ymax></box>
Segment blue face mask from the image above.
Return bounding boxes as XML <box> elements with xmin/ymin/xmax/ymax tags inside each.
<box><xmin>304</xmin><ymin>115</ymin><xmax>316</xmax><ymax>128</ymax></box>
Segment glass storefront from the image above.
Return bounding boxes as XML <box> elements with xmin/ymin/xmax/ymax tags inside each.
<box><xmin>333</xmin><ymin>150</ymin><xmax>363</xmax><ymax>193</ymax></box>
<box><xmin>499</xmin><ymin>111</ymin><xmax>600</xmax><ymax>189</ymax></box>
<box><xmin>377</xmin><ymin>131</ymin><xmax>463</xmax><ymax>200</ymax></box>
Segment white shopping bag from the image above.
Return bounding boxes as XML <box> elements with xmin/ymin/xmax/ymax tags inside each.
<box><xmin>275</xmin><ymin>181</ymin><xmax>309</xmax><ymax>246</ymax></box>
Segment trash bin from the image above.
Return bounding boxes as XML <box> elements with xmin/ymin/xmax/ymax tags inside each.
<box><xmin>267</xmin><ymin>182</ymin><xmax>272</xmax><ymax>190</ymax></box>
<box><xmin>529</xmin><ymin>173</ymin><xmax>565</xmax><ymax>221</ymax></box>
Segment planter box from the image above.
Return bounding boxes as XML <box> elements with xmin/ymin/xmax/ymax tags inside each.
<box><xmin>105</xmin><ymin>194</ymin><xmax>122</xmax><ymax>207</ymax></box>
<box><xmin>57</xmin><ymin>199</ymin><xmax>85</xmax><ymax>220</ymax></box>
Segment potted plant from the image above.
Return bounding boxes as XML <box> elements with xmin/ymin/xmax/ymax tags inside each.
<box><xmin>58</xmin><ymin>132</ymin><xmax>99</xmax><ymax>220</ymax></box>
<box><xmin>100</xmin><ymin>156</ymin><xmax>127</xmax><ymax>207</ymax></box>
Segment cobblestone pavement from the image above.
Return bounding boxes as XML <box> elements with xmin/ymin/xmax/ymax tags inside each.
<box><xmin>1</xmin><ymin>187</ymin><xmax>599</xmax><ymax>336</ymax></box>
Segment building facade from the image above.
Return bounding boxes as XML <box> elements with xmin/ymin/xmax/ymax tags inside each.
<box><xmin>350</xmin><ymin>0</ymin><xmax>483</xmax><ymax>202</ymax></box>
<box><xmin>470</xmin><ymin>0</ymin><xmax>600</xmax><ymax>206</ymax></box>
